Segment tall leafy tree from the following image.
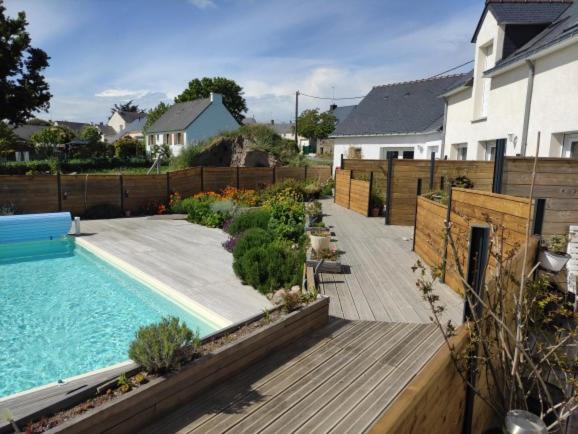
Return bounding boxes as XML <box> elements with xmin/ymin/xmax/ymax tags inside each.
<box><xmin>0</xmin><ymin>122</ymin><xmax>22</xmax><ymax>158</ymax></box>
<box><xmin>143</xmin><ymin>102</ymin><xmax>170</xmax><ymax>133</ymax></box>
<box><xmin>0</xmin><ymin>1</ymin><xmax>51</xmax><ymax>126</ymax></box>
<box><xmin>111</xmin><ymin>100</ymin><xmax>140</xmax><ymax>115</ymax></box>
<box><xmin>175</xmin><ymin>77</ymin><xmax>247</xmax><ymax>123</ymax></box>
<box><xmin>297</xmin><ymin>109</ymin><xmax>337</xmax><ymax>148</ymax></box>
<box><xmin>79</xmin><ymin>125</ymin><xmax>102</xmax><ymax>145</ymax></box>
<box><xmin>30</xmin><ymin>125</ymin><xmax>75</xmax><ymax>147</ymax></box>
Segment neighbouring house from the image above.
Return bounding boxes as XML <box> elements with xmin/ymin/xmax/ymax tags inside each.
<box><xmin>112</xmin><ymin>114</ymin><xmax>147</xmax><ymax>142</ymax></box>
<box><xmin>442</xmin><ymin>0</ymin><xmax>578</xmax><ymax>160</ymax></box>
<box><xmin>318</xmin><ymin>104</ymin><xmax>356</xmax><ymax>155</ymax></box>
<box><xmin>145</xmin><ymin>93</ymin><xmax>239</xmax><ymax>156</ymax></box>
<box><xmin>331</xmin><ymin>74</ymin><xmax>470</xmax><ymax>170</ymax></box>
<box><xmin>53</xmin><ymin>121</ymin><xmax>117</xmax><ymax>144</ymax></box>
<box><xmin>107</xmin><ymin>110</ymin><xmax>146</xmax><ymax>134</ymax></box>
<box><xmin>8</xmin><ymin>123</ymin><xmax>44</xmax><ymax>161</ymax></box>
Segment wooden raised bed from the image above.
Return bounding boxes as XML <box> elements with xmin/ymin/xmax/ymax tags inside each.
<box><xmin>48</xmin><ymin>297</ymin><xmax>329</xmax><ymax>434</ymax></box>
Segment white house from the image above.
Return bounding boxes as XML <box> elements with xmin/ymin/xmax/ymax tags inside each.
<box><xmin>331</xmin><ymin>74</ymin><xmax>470</xmax><ymax>170</ymax></box>
<box><xmin>107</xmin><ymin>111</ymin><xmax>146</xmax><ymax>134</ymax></box>
<box><xmin>442</xmin><ymin>0</ymin><xmax>578</xmax><ymax>160</ymax></box>
<box><xmin>145</xmin><ymin>93</ymin><xmax>239</xmax><ymax>156</ymax></box>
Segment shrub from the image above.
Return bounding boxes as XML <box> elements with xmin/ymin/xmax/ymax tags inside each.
<box><xmin>233</xmin><ymin>241</ymin><xmax>304</xmax><ymax>294</ymax></box>
<box><xmin>0</xmin><ymin>157</ymin><xmax>151</xmax><ymax>175</ymax></box>
<box><xmin>128</xmin><ymin>316</ymin><xmax>198</xmax><ymax>373</ymax></box>
<box><xmin>114</xmin><ymin>136</ymin><xmax>145</xmax><ymax>159</ymax></box>
<box><xmin>320</xmin><ymin>178</ymin><xmax>335</xmax><ymax>197</ymax></box>
<box><xmin>265</xmin><ymin>192</ymin><xmax>305</xmax><ymax>242</ymax></box>
<box><xmin>222</xmin><ymin>234</ymin><xmax>241</xmax><ymax>253</ymax></box>
<box><xmin>233</xmin><ymin>228</ymin><xmax>271</xmax><ymax>257</ymax></box>
<box><xmin>226</xmin><ymin>208</ymin><xmax>271</xmax><ymax>235</ymax></box>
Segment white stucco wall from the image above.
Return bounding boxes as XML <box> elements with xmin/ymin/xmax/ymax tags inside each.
<box><xmin>332</xmin><ymin>132</ymin><xmax>442</xmax><ymax>170</ymax></box>
<box><xmin>443</xmin><ymin>9</ymin><xmax>578</xmax><ymax>160</ymax></box>
<box><xmin>107</xmin><ymin>112</ymin><xmax>126</xmax><ymax>133</ymax></box>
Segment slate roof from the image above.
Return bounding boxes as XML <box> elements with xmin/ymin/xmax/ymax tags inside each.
<box><xmin>439</xmin><ymin>71</ymin><xmax>474</xmax><ymax>97</ymax></box>
<box><xmin>147</xmin><ymin>98</ymin><xmax>212</xmax><ymax>133</ymax></box>
<box><xmin>117</xmin><ymin>111</ymin><xmax>146</xmax><ymax>123</ymax></box>
<box><xmin>268</xmin><ymin>122</ymin><xmax>294</xmax><ymax>135</ymax></box>
<box><xmin>12</xmin><ymin>124</ymin><xmax>47</xmax><ymax>142</ymax></box>
<box><xmin>472</xmin><ymin>1</ymin><xmax>571</xmax><ymax>42</ymax></box>
<box><xmin>328</xmin><ymin>105</ymin><xmax>356</xmax><ymax>125</ymax></box>
<box><xmin>332</xmin><ymin>74</ymin><xmax>469</xmax><ymax>137</ymax></box>
<box><xmin>487</xmin><ymin>1</ymin><xmax>578</xmax><ymax>74</ymax></box>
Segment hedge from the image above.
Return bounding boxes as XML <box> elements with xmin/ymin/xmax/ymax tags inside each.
<box><xmin>0</xmin><ymin>158</ymin><xmax>151</xmax><ymax>175</ymax></box>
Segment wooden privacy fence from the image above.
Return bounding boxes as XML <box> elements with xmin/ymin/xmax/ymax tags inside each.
<box><xmin>0</xmin><ymin>165</ymin><xmax>332</xmax><ymax>216</ymax></box>
<box><xmin>334</xmin><ymin>168</ymin><xmax>372</xmax><ymax>217</ymax></box>
<box><xmin>414</xmin><ymin>188</ymin><xmax>531</xmax><ymax>295</ymax></box>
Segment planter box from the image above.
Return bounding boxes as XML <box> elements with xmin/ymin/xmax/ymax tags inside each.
<box><xmin>306</xmin><ymin>247</ymin><xmax>342</xmax><ymax>273</ymax></box>
<box><xmin>47</xmin><ymin>297</ymin><xmax>329</xmax><ymax>434</ymax></box>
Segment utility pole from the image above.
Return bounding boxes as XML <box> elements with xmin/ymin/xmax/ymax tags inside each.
<box><xmin>295</xmin><ymin>90</ymin><xmax>300</xmax><ymax>149</ymax></box>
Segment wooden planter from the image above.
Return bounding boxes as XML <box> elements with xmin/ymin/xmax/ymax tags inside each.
<box><xmin>47</xmin><ymin>298</ymin><xmax>329</xmax><ymax>434</ymax></box>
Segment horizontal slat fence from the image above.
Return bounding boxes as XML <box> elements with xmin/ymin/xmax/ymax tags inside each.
<box><xmin>389</xmin><ymin>160</ymin><xmax>431</xmax><ymax>225</ymax></box>
<box><xmin>502</xmin><ymin>157</ymin><xmax>578</xmax><ymax>237</ymax></box>
<box><xmin>334</xmin><ymin>169</ymin><xmax>370</xmax><ymax>216</ymax></box>
<box><xmin>414</xmin><ymin>188</ymin><xmax>531</xmax><ymax>295</ymax></box>
<box><xmin>0</xmin><ymin>165</ymin><xmax>331</xmax><ymax>217</ymax></box>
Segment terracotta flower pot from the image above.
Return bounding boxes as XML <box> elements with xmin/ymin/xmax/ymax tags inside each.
<box><xmin>371</xmin><ymin>207</ymin><xmax>380</xmax><ymax>217</ymax></box>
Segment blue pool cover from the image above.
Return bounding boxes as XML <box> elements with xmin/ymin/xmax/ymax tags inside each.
<box><xmin>0</xmin><ymin>212</ymin><xmax>72</xmax><ymax>243</ymax></box>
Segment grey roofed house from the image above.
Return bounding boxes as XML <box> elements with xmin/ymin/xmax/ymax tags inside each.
<box><xmin>53</xmin><ymin>120</ymin><xmax>116</xmax><ymax>142</ymax></box>
<box><xmin>333</xmin><ymin>74</ymin><xmax>470</xmax><ymax>137</ymax></box>
<box><xmin>147</xmin><ymin>98</ymin><xmax>212</xmax><ymax>133</ymax></box>
<box><xmin>12</xmin><ymin>124</ymin><xmax>47</xmax><ymax>142</ymax></box>
<box><xmin>486</xmin><ymin>0</ymin><xmax>578</xmax><ymax>75</ymax></box>
<box><xmin>328</xmin><ymin>104</ymin><xmax>356</xmax><ymax>125</ymax></box>
<box><xmin>268</xmin><ymin>121</ymin><xmax>294</xmax><ymax>136</ymax></box>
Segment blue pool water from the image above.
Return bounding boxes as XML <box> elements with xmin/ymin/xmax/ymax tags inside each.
<box><xmin>0</xmin><ymin>238</ymin><xmax>216</xmax><ymax>398</ymax></box>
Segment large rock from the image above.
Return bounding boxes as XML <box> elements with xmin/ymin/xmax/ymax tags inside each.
<box><xmin>191</xmin><ymin>135</ymin><xmax>277</xmax><ymax>168</ymax></box>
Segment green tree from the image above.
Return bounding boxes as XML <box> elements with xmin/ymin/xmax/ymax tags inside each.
<box><xmin>111</xmin><ymin>100</ymin><xmax>140</xmax><ymax>115</ymax></box>
<box><xmin>113</xmin><ymin>135</ymin><xmax>144</xmax><ymax>158</ymax></box>
<box><xmin>296</xmin><ymin>109</ymin><xmax>337</xmax><ymax>151</ymax></box>
<box><xmin>30</xmin><ymin>125</ymin><xmax>75</xmax><ymax>158</ymax></box>
<box><xmin>0</xmin><ymin>2</ymin><xmax>51</xmax><ymax>125</ymax></box>
<box><xmin>78</xmin><ymin>125</ymin><xmax>102</xmax><ymax>145</ymax></box>
<box><xmin>175</xmin><ymin>77</ymin><xmax>246</xmax><ymax>123</ymax></box>
<box><xmin>144</xmin><ymin>102</ymin><xmax>170</xmax><ymax>133</ymax></box>
<box><xmin>0</xmin><ymin>122</ymin><xmax>22</xmax><ymax>159</ymax></box>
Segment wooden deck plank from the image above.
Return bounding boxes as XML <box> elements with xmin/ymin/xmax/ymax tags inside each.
<box><xmin>319</xmin><ymin>200</ymin><xmax>463</xmax><ymax>324</ymax></box>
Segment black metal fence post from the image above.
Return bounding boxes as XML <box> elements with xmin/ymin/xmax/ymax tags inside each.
<box><xmin>340</xmin><ymin>153</ymin><xmax>344</xmax><ymax>170</ymax></box>
<box><xmin>200</xmin><ymin>167</ymin><xmax>204</xmax><ymax>192</ymax></box>
<box><xmin>236</xmin><ymin>166</ymin><xmax>240</xmax><ymax>189</ymax></box>
<box><xmin>56</xmin><ymin>172</ymin><xmax>62</xmax><ymax>212</ymax></box>
<box><xmin>385</xmin><ymin>155</ymin><xmax>394</xmax><ymax>225</ymax></box>
<box><xmin>429</xmin><ymin>151</ymin><xmax>435</xmax><ymax>191</ymax></box>
<box><xmin>272</xmin><ymin>166</ymin><xmax>276</xmax><ymax>185</ymax></box>
<box><xmin>119</xmin><ymin>174</ymin><xmax>124</xmax><ymax>215</ymax></box>
<box><xmin>532</xmin><ymin>198</ymin><xmax>546</xmax><ymax>236</ymax></box>
<box><xmin>492</xmin><ymin>139</ymin><xmax>506</xmax><ymax>194</ymax></box>
<box><xmin>304</xmin><ymin>165</ymin><xmax>308</xmax><ymax>181</ymax></box>
<box><xmin>166</xmin><ymin>172</ymin><xmax>171</xmax><ymax>204</ymax></box>
<box><xmin>412</xmin><ymin>178</ymin><xmax>422</xmax><ymax>251</ymax></box>
<box><xmin>462</xmin><ymin>225</ymin><xmax>490</xmax><ymax>434</ymax></box>
<box><xmin>368</xmin><ymin>172</ymin><xmax>374</xmax><ymax>216</ymax></box>
<box><xmin>440</xmin><ymin>176</ymin><xmax>445</xmax><ymax>191</ymax></box>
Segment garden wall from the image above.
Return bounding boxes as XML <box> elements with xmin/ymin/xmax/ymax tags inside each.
<box><xmin>0</xmin><ymin>165</ymin><xmax>331</xmax><ymax>216</ymax></box>
<box><xmin>414</xmin><ymin>188</ymin><xmax>531</xmax><ymax>295</ymax></box>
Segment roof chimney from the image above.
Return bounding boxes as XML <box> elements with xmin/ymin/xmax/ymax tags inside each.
<box><xmin>210</xmin><ymin>92</ymin><xmax>223</xmax><ymax>104</ymax></box>
<box><xmin>270</xmin><ymin>120</ymin><xmax>275</xmax><ymax>125</ymax></box>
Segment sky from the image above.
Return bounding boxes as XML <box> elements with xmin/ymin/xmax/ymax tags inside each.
<box><xmin>5</xmin><ymin>0</ymin><xmax>483</xmax><ymax>124</ymax></box>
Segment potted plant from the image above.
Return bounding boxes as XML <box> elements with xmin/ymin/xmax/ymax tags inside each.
<box><xmin>370</xmin><ymin>186</ymin><xmax>384</xmax><ymax>217</ymax></box>
<box><xmin>309</xmin><ymin>227</ymin><xmax>331</xmax><ymax>252</ymax></box>
<box><xmin>539</xmin><ymin>235</ymin><xmax>570</xmax><ymax>273</ymax></box>
<box><xmin>305</xmin><ymin>201</ymin><xmax>323</xmax><ymax>226</ymax></box>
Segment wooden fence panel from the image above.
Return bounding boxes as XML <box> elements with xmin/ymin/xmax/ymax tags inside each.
<box><xmin>203</xmin><ymin>167</ymin><xmax>236</xmax><ymax>192</ymax></box>
<box><xmin>414</xmin><ymin>196</ymin><xmax>447</xmax><ymax>271</ymax></box>
<box><xmin>503</xmin><ymin>157</ymin><xmax>578</xmax><ymax>236</ymax></box>
<box><xmin>239</xmin><ymin>167</ymin><xmax>274</xmax><ymax>190</ymax></box>
<box><xmin>389</xmin><ymin>160</ymin><xmax>431</xmax><ymax>226</ymax></box>
<box><xmin>61</xmin><ymin>175</ymin><xmax>121</xmax><ymax>216</ymax></box>
<box><xmin>335</xmin><ymin>169</ymin><xmax>351</xmax><ymax>209</ymax></box>
<box><xmin>123</xmin><ymin>175</ymin><xmax>168</xmax><ymax>213</ymax></box>
<box><xmin>434</xmin><ymin>160</ymin><xmax>494</xmax><ymax>192</ymax></box>
<box><xmin>306</xmin><ymin>166</ymin><xmax>332</xmax><ymax>183</ymax></box>
<box><xmin>169</xmin><ymin>168</ymin><xmax>202</xmax><ymax>198</ymax></box>
<box><xmin>275</xmin><ymin>166</ymin><xmax>306</xmax><ymax>182</ymax></box>
<box><xmin>0</xmin><ymin>175</ymin><xmax>58</xmax><ymax>213</ymax></box>
<box><xmin>349</xmin><ymin>179</ymin><xmax>370</xmax><ymax>216</ymax></box>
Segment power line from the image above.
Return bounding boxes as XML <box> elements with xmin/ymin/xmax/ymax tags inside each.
<box><xmin>299</xmin><ymin>92</ymin><xmax>366</xmax><ymax>100</ymax></box>
<box><xmin>428</xmin><ymin>60</ymin><xmax>474</xmax><ymax>79</ymax></box>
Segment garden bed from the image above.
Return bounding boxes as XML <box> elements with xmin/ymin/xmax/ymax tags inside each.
<box><xmin>20</xmin><ymin>297</ymin><xmax>329</xmax><ymax>434</ymax></box>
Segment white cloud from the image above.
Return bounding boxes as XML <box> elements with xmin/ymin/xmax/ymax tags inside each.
<box><xmin>95</xmin><ymin>89</ymin><xmax>151</xmax><ymax>99</ymax></box>
<box><xmin>187</xmin><ymin>0</ymin><xmax>216</xmax><ymax>9</ymax></box>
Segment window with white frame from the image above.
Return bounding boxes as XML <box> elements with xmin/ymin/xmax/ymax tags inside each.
<box><xmin>454</xmin><ymin>143</ymin><xmax>468</xmax><ymax>160</ymax></box>
<box><xmin>484</xmin><ymin>140</ymin><xmax>497</xmax><ymax>161</ymax></box>
<box><xmin>562</xmin><ymin>134</ymin><xmax>578</xmax><ymax>159</ymax></box>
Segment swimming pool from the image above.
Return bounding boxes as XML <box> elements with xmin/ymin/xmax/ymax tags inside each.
<box><xmin>0</xmin><ymin>238</ymin><xmax>217</xmax><ymax>399</ymax></box>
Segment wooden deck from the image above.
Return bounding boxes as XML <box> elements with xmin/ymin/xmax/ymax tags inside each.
<box><xmin>142</xmin><ymin>319</ymin><xmax>443</xmax><ymax>434</ymax></box>
<box><xmin>319</xmin><ymin>200</ymin><xmax>463</xmax><ymax>324</ymax></box>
